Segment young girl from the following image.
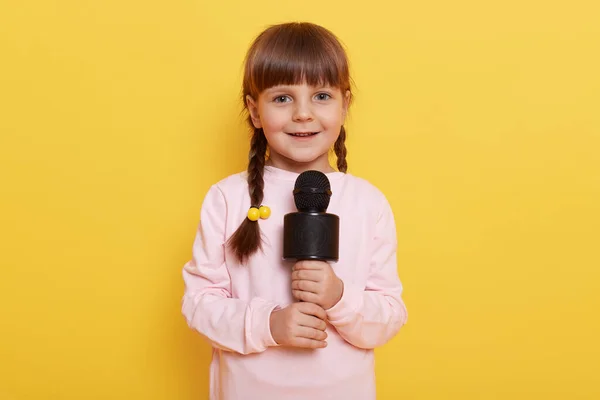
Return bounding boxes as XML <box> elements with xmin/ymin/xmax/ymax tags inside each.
<box><xmin>181</xmin><ymin>22</ymin><xmax>408</xmax><ymax>399</ymax></box>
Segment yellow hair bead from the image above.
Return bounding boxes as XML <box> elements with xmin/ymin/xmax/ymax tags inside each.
<box><xmin>259</xmin><ymin>205</ymin><xmax>271</xmax><ymax>219</ymax></box>
<box><xmin>247</xmin><ymin>207</ymin><xmax>260</xmax><ymax>221</ymax></box>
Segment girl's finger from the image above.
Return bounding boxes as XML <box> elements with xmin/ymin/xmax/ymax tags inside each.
<box><xmin>291</xmin><ymin>269</ymin><xmax>322</xmax><ymax>282</ymax></box>
<box><xmin>293</xmin><ymin>260</ymin><xmax>326</xmax><ymax>271</ymax></box>
<box><xmin>290</xmin><ymin>337</ymin><xmax>327</xmax><ymax>349</ymax></box>
<box><xmin>291</xmin><ymin>279</ymin><xmax>320</xmax><ymax>293</ymax></box>
<box><xmin>292</xmin><ymin>289</ymin><xmax>320</xmax><ymax>305</ymax></box>
<box><xmin>298</xmin><ymin>313</ymin><xmax>327</xmax><ymax>331</ymax></box>
<box><xmin>296</xmin><ymin>326</ymin><xmax>328</xmax><ymax>341</ymax></box>
<box><xmin>297</xmin><ymin>301</ymin><xmax>327</xmax><ymax>320</ymax></box>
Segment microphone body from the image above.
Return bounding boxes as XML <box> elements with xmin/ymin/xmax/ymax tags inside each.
<box><xmin>283</xmin><ymin>170</ymin><xmax>339</xmax><ymax>262</ymax></box>
<box><xmin>283</xmin><ymin>211</ymin><xmax>339</xmax><ymax>261</ymax></box>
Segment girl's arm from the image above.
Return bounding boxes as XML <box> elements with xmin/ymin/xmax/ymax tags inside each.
<box><xmin>181</xmin><ymin>185</ymin><xmax>279</xmax><ymax>355</ymax></box>
<box><xmin>326</xmin><ymin>197</ymin><xmax>408</xmax><ymax>349</ymax></box>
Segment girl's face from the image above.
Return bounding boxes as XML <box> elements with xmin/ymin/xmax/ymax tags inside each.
<box><xmin>247</xmin><ymin>83</ymin><xmax>350</xmax><ymax>173</ymax></box>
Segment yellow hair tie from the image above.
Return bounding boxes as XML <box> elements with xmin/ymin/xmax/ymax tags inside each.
<box><xmin>247</xmin><ymin>205</ymin><xmax>271</xmax><ymax>221</ymax></box>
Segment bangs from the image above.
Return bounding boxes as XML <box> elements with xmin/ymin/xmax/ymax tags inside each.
<box><xmin>244</xmin><ymin>23</ymin><xmax>350</xmax><ymax>96</ymax></box>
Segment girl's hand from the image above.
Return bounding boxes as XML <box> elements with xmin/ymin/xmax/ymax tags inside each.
<box><xmin>269</xmin><ymin>302</ymin><xmax>328</xmax><ymax>349</ymax></box>
<box><xmin>291</xmin><ymin>260</ymin><xmax>344</xmax><ymax>310</ymax></box>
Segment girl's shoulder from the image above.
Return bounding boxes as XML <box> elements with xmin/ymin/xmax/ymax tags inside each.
<box><xmin>329</xmin><ymin>172</ymin><xmax>396</xmax><ymax>224</ymax></box>
<box><xmin>339</xmin><ymin>172</ymin><xmax>390</xmax><ymax>205</ymax></box>
<box><xmin>212</xmin><ymin>170</ymin><xmax>247</xmax><ymax>189</ymax></box>
<box><xmin>203</xmin><ymin>171</ymin><xmax>249</xmax><ymax>201</ymax></box>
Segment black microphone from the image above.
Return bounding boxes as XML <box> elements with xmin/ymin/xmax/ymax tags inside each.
<box><xmin>283</xmin><ymin>170</ymin><xmax>339</xmax><ymax>262</ymax></box>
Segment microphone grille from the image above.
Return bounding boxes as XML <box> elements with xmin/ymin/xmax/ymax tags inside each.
<box><xmin>293</xmin><ymin>170</ymin><xmax>332</xmax><ymax>212</ymax></box>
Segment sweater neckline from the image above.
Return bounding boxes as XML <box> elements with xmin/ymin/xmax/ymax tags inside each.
<box><xmin>263</xmin><ymin>165</ymin><xmax>346</xmax><ymax>182</ymax></box>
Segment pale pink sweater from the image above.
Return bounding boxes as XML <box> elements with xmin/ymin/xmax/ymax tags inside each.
<box><xmin>181</xmin><ymin>166</ymin><xmax>408</xmax><ymax>400</ymax></box>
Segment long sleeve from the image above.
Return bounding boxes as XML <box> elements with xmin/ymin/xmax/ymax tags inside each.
<box><xmin>326</xmin><ymin>196</ymin><xmax>408</xmax><ymax>349</ymax></box>
<box><xmin>181</xmin><ymin>185</ymin><xmax>280</xmax><ymax>355</ymax></box>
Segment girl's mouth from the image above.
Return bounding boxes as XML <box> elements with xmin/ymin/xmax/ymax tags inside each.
<box><xmin>288</xmin><ymin>132</ymin><xmax>319</xmax><ymax>137</ymax></box>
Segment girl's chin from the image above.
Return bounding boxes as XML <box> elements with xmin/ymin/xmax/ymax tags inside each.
<box><xmin>281</xmin><ymin>157</ymin><xmax>330</xmax><ymax>169</ymax></box>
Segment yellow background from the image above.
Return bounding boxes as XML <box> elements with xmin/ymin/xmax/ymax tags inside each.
<box><xmin>1</xmin><ymin>0</ymin><xmax>599</xmax><ymax>399</ymax></box>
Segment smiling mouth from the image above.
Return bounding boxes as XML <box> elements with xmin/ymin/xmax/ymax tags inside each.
<box><xmin>288</xmin><ymin>132</ymin><xmax>319</xmax><ymax>137</ymax></box>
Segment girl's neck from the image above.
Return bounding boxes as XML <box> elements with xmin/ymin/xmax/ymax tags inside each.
<box><xmin>265</xmin><ymin>153</ymin><xmax>336</xmax><ymax>174</ymax></box>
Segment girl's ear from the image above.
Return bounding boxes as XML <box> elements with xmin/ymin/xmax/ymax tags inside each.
<box><xmin>342</xmin><ymin>90</ymin><xmax>351</xmax><ymax>122</ymax></box>
<box><xmin>246</xmin><ymin>95</ymin><xmax>262</xmax><ymax>129</ymax></box>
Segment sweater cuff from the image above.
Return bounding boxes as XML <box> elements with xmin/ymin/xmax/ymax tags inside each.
<box><xmin>248</xmin><ymin>298</ymin><xmax>281</xmax><ymax>351</ymax></box>
<box><xmin>326</xmin><ymin>282</ymin><xmax>363</xmax><ymax>325</ymax></box>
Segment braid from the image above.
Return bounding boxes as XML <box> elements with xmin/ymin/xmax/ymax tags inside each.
<box><xmin>334</xmin><ymin>126</ymin><xmax>348</xmax><ymax>173</ymax></box>
<box><xmin>227</xmin><ymin>128</ymin><xmax>268</xmax><ymax>263</ymax></box>
<box><xmin>247</xmin><ymin>128</ymin><xmax>267</xmax><ymax>208</ymax></box>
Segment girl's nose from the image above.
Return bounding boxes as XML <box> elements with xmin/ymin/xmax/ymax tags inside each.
<box><xmin>292</xmin><ymin>100</ymin><xmax>314</xmax><ymax>122</ymax></box>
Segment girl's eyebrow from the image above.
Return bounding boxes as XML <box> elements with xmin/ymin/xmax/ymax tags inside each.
<box><xmin>262</xmin><ymin>87</ymin><xmax>287</xmax><ymax>95</ymax></box>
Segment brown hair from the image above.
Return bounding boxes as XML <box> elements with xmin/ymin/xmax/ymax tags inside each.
<box><xmin>227</xmin><ymin>22</ymin><xmax>353</xmax><ymax>263</ymax></box>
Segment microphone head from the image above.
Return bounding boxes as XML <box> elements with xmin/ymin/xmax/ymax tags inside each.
<box><xmin>293</xmin><ymin>170</ymin><xmax>332</xmax><ymax>212</ymax></box>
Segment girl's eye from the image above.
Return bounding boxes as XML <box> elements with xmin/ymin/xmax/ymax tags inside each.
<box><xmin>273</xmin><ymin>95</ymin><xmax>291</xmax><ymax>103</ymax></box>
<box><xmin>315</xmin><ymin>93</ymin><xmax>331</xmax><ymax>101</ymax></box>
